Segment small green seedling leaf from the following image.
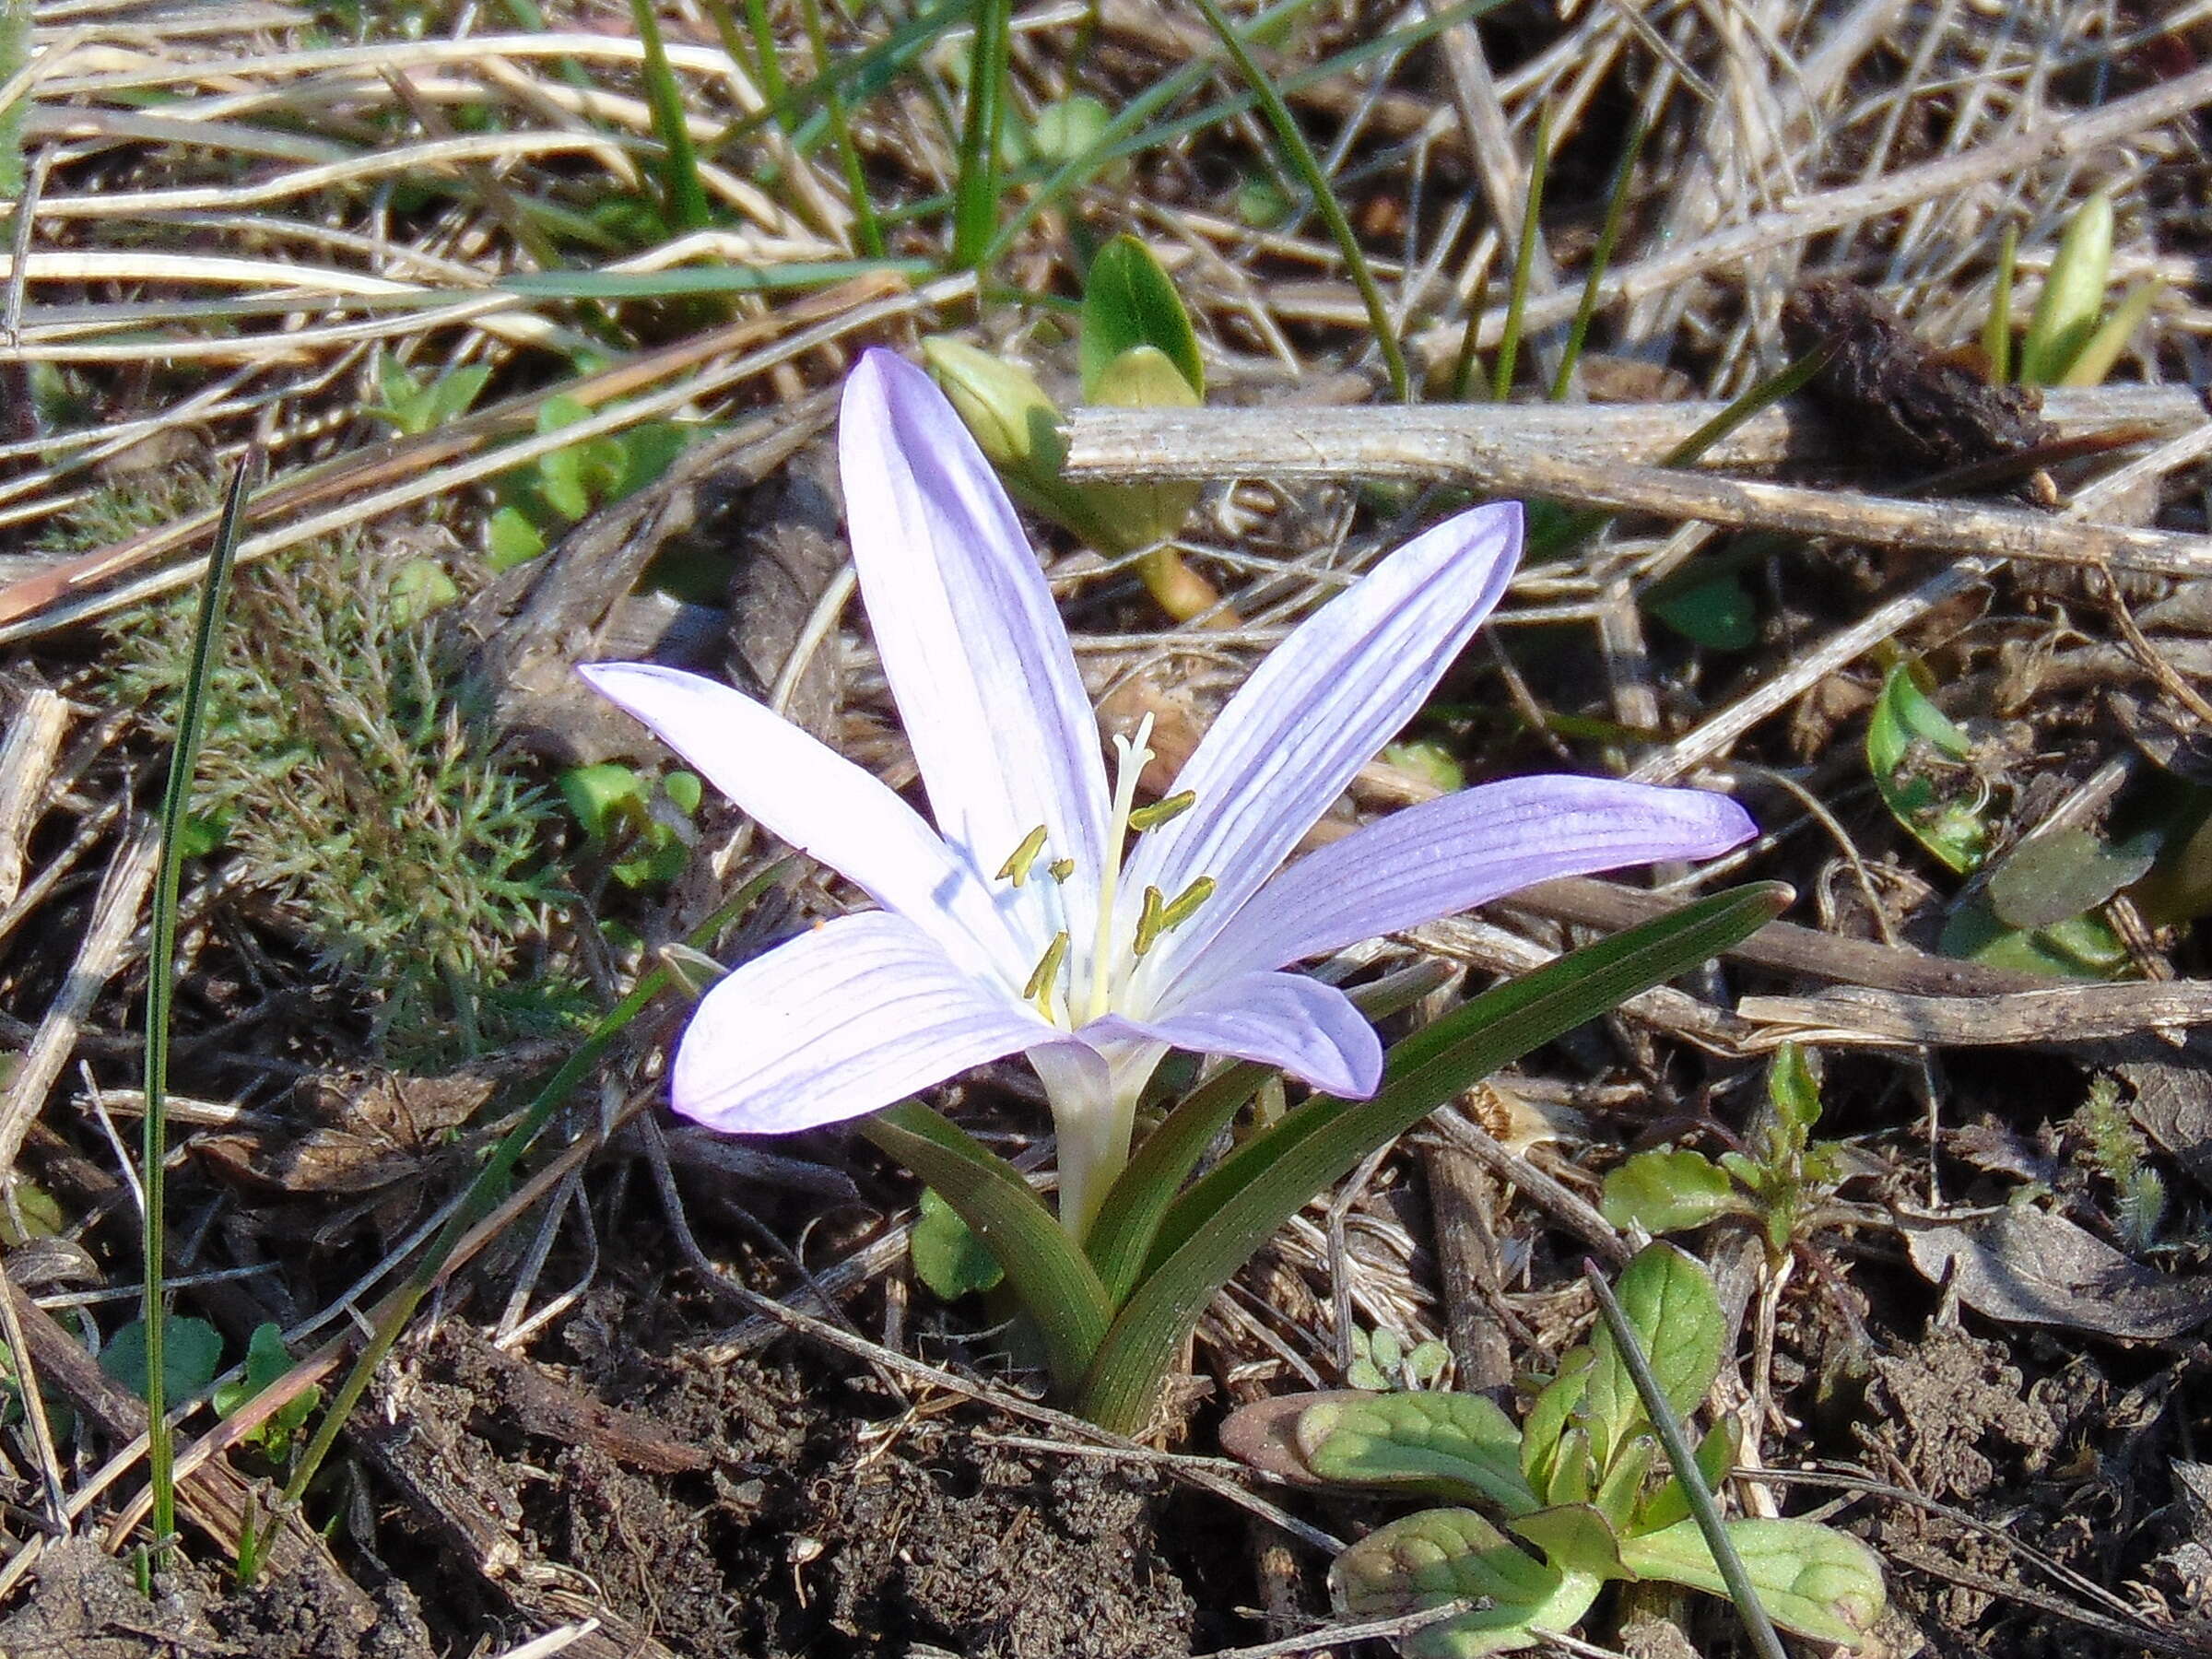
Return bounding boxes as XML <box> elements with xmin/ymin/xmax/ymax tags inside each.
<box><xmin>1600</xmin><ymin>1149</ymin><xmax>1750</xmax><ymax>1236</ymax></box>
<box><xmin>1293</xmin><ymin>1391</ymin><xmax>1539</xmax><ymax>1512</ymax></box>
<box><xmin>1866</xmin><ymin>663</ymin><xmax>1988</xmax><ymax>874</ymax></box>
<box><xmin>214</xmin><ymin>1324</ymin><xmax>324</xmax><ymax>1456</ymax></box>
<box><xmin>911</xmin><ymin>1186</ymin><xmax>1006</xmax><ymax>1300</ymax></box>
<box><xmin>1583</xmin><ymin>1243</ymin><xmax>1723</xmax><ymax>1474</ymax></box>
<box><xmin>1631</xmin><ymin>1415</ymin><xmax>1738</xmax><ymax>1535</ymax></box>
<box><xmin>1520</xmin><ymin>1347</ymin><xmax>1592</xmax><ymax>1492</ymax></box>
<box><xmin>1649</xmin><ymin>571</ymin><xmax>1758</xmax><ymax>651</ymax></box>
<box><xmin>487</xmin><ymin>505</ymin><xmax>547</xmax><ymax>570</ymax></box>
<box><xmin>1080</xmin><ymin>234</ymin><xmax>1204</xmax><ymax>401</ymax></box>
<box><xmin>1618</xmin><ymin>1517</ymin><xmax>1887</xmax><ymax>1648</ymax></box>
<box><xmin>1986</xmin><ymin>827</ymin><xmax>2156</xmax><ymax>932</ymax></box>
<box><xmin>102</xmin><ymin>1314</ymin><xmax>222</xmax><ymax>1405</ymax></box>
<box><xmin>1510</xmin><ymin>1502</ymin><xmax>1632</xmax><ymax>1583</ymax></box>
<box><xmin>1766</xmin><ymin>1042</ymin><xmax>1821</xmax><ymax>1149</ymax></box>
<box><xmin>2019</xmin><ymin>190</ymin><xmax>2112</xmax><ymax>387</ymax></box>
<box><xmin>1543</xmin><ymin>1425</ymin><xmax>1594</xmax><ymax>1506</ymax></box>
<box><xmin>1589</xmin><ymin>1433</ymin><xmax>1655</xmax><ymax>1529</ymax></box>
<box><xmin>561</xmin><ymin>762</ymin><xmax>648</xmax><ymax>842</ymax></box>
<box><xmin>1330</xmin><ymin>1508</ymin><xmax>1603</xmax><ymax>1659</ymax></box>
<box><xmin>2057</xmin><ymin>282</ymin><xmax>2161</xmax><ymax>388</ymax></box>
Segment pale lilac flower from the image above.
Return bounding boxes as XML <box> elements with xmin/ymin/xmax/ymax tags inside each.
<box><xmin>582</xmin><ymin>350</ymin><xmax>1754</xmax><ymax>1235</ymax></box>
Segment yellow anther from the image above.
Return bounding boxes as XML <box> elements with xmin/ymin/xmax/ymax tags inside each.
<box><xmin>1127</xmin><ymin>791</ymin><xmax>1197</xmax><ymax>832</ymax></box>
<box><xmin>995</xmin><ymin>824</ymin><xmax>1051</xmax><ymax>887</ymax></box>
<box><xmin>1023</xmin><ymin>931</ymin><xmax>1071</xmax><ymax>1021</ymax></box>
<box><xmin>1135</xmin><ymin>875</ymin><xmax>1216</xmax><ymax>956</ymax></box>
<box><xmin>1048</xmin><ymin>856</ymin><xmax>1076</xmax><ymax>883</ymax></box>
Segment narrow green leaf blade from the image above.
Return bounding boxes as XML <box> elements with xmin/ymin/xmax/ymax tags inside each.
<box><xmin>861</xmin><ymin>1102</ymin><xmax>1112</xmax><ymax>1388</ymax></box>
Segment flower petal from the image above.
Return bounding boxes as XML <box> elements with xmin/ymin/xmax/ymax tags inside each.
<box><xmin>1124</xmin><ymin>501</ymin><xmax>1523</xmax><ymax>984</ymax></box>
<box><xmin>579</xmin><ymin>662</ymin><xmax>1022</xmax><ymax>982</ymax></box>
<box><xmin>671</xmin><ymin>912</ymin><xmax>1051</xmax><ymax>1135</ymax></box>
<box><xmin>840</xmin><ymin>350</ymin><xmax>1110</xmax><ymax>887</ymax></box>
<box><xmin>1171</xmin><ymin>776</ymin><xmax>1757</xmax><ymax>991</ymax></box>
<box><xmin>1087</xmin><ymin>971</ymin><xmax>1382</xmax><ymax>1100</ymax></box>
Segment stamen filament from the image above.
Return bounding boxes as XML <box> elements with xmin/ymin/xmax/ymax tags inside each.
<box><xmin>1024</xmin><ymin>931</ymin><xmax>1071</xmax><ymax>1022</ymax></box>
<box><xmin>1088</xmin><ymin>712</ymin><xmax>1156</xmax><ymax>1023</ymax></box>
<box><xmin>1127</xmin><ymin>790</ymin><xmax>1197</xmax><ymax>832</ymax></box>
<box><xmin>995</xmin><ymin>824</ymin><xmax>1050</xmax><ymax>887</ymax></box>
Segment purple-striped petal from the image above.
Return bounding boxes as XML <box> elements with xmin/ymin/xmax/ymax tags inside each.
<box><xmin>1088</xmin><ymin>971</ymin><xmax>1382</xmax><ymax>1100</ymax></box>
<box><xmin>840</xmin><ymin>350</ymin><xmax>1110</xmax><ymax>888</ymax></box>
<box><xmin>1169</xmin><ymin>776</ymin><xmax>1757</xmax><ymax>994</ymax></box>
<box><xmin>671</xmin><ymin>911</ymin><xmax>1052</xmax><ymax>1135</ymax></box>
<box><xmin>579</xmin><ymin>662</ymin><xmax>1023</xmax><ymax>982</ymax></box>
<box><xmin>1123</xmin><ymin>502</ymin><xmax>1522</xmax><ymax>986</ymax></box>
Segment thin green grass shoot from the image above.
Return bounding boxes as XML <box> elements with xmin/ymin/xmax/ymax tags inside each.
<box><xmin>1551</xmin><ymin>113</ymin><xmax>1645</xmax><ymax>402</ymax></box>
<box><xmin>142</xmin><ymin>454</ymin><xmax>254</xmax><ymax>1574</ymax></box>
<box><xmin>1488</xmin><ymin>105</ymin><xmax>1553</xmax><ymax>402</ymax></box>
<box><xmin>1183</xmin><ymin>0</ymin><xmax>1408</xmax><ymax>401</ymax></box>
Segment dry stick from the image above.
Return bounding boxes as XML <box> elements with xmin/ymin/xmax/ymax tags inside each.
<box><xmin>1064</xmin><ymin>386</ymin><xmax>2203</xmax><ymax>478</ymax></box>
<box><xmin>1736</xmin><ymin>982</ymin><xmax>2212</xmax><ymax>1048</ymax></box>
<box><xmin>1072</xmin><ymin>417</ymin><xmax>2212</xmax><ymax>579</ymax></box>
<box><xmin>0</xmin><ymin>821</ymin><xmax>158</xmax><ymax>1178</ymax></box>
<box><xmin>0</xmin><ymin>683</ymin><xmax>65</xmax><ymax>908</ymax></box>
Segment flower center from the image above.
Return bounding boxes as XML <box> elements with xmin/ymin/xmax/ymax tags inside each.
<box><xmin>994</xmin><ymin>712</ymin><xmax>1218</xmax><ymax>1030</ymax></box>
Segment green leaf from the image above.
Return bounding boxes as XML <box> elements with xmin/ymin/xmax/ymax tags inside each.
<box><xmin>1519</xmin><ymin>1348</ymin><xmax>1592</xmax><ymax>1491</ymax></box>
<box><xmin>1600</xmin><ymin>1149</ymin><xmax>1750</xmax><ymax>1236</ymax></box>
<box><xmin>1940</xmin><ymin>891</ymin><xmax>2131</xmax><ymax>980</ymax></box>
<box><xmin>1292</xmin><ymin>1392</ymin><xmax>1538</xmax><ymax>1512</ymax></box>
<box><xmin>1080</xmin><ymin>235</ymin><xmax>1204</xmax><ymax>401</ymax></box>
<box><xmin>486</xmin><ymin>505</ymin><xmax>546</xmax><ymax>570</ymax></box>
<box><xmin>1619</xmin><ymin>1517</ymin><xmax>1888</xmax><ymax>1647</ymax></box>
<box><xmin>1583</xmin><ymin>1243</ymin><xmax>1723</xmax><ymax>1473</ymax></box>
<box><xmin>948</xmin><ymin>0</ymin><xmax>1010</xmax><ymax>270</ymax></box>
<box><xmin>1866</xmin><ymin>663</ymin><xmax>1987</xmax><ymax>874</ymax></box>
<box><xmin>1590</xmin><ymin>1434</ymin><xmax>1655</xmax><ymax>1530</ymax></box>
<box><xmin>1076</xmin><ymin>886</ymin><xmax>1786</xmax><ymax>1434</ymax></box>
<box><xmin>2057</xmin><ymin>282</ymin><xmax>2160</xmax><ymax>388</ymax></box>
<box><xmin>102</xmin><ymin>1314</ymin><xmax>222</xmax><ymax>1405</ymax></box>
<box><xmin>1088</xmin><ymin>964</ymin><xmax>1444</xmax><ymax>1303</ymax></box>
<box><xmin>560</xmin><ymin>762</ymin><xmax>646</xmax><ymax>841</ymax></box>
<box><xmin>1766</xmin><ymin>1042</ymin><xmax>1821</xmax><ymax>1150</ymax></box>
<box><xmin>1510</xmin><ymin>1503</ymin><xmax>1632</xmax><ymax>1583</ymax></box>
<box><xmin>860</xmin><ymin>1102</ymin><xmax>1110</xmax><ymax>1389</ymax></box>
<box><xmin>1543</xmin><ymin>1426</ymin><xmax>1594</xmax><ymax>1506</ymax></box>
<box><xmin>910</xmin><ymin>1186</ymin><xmax>1006</xmax><ymax>1300</ymax></box>
<box><xmin>1986</xmin><ymin>828</ymin><xmax>2156</xmax><ymax>932</ymax></box>
<box><xmin>1330</xmin><ymin>1508</ymin><xmax>1603</xmax><ymax>1659</ymax></box>
<box><xmin>2019</xmin><ymin>189</ymin><xmax>2112</xmax><ymax>386</ymax></box>
<box><xmin>1633</xmin><ymin>1416</ymin><xmax>1738</xmax><ymax>1535</ymax></box>
<box><xmin>1649</xmin><ymin>572</ymin><xmax>1759</xmax><ymax>651</ymax></box>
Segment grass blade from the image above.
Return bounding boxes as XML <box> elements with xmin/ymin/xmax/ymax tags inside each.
<box><xmin>1182</xmin><ymin>0</ymin><xmax>1409</xmax><ymax>401</ymax></box>
<box><xmin>1488</xmin><ymin>104</ymin><xmax>1552</xmax><ymax>402</ymax></box>
<box><xmin>629</xmin><ymin>0</ymin><xmax>712</xmax><ymax>232</ymax></box>
<box><xmin>795</xmin><ymin>0</ymin><xmax>886</xmax><ymax>259</ymax></box>
<box><xmin>143</xmin><ymin>453</ymin><xmax>253</xmax><ymax>1568</ymax></box>
<box><xmin>1983</xmin><ymin>222</ymin><xmax>2016</xmax><ymax>385</ymax></box>
<box><xmin>950</xmin><ymin>0</ymin><xmax>1011</xmax><ymax>273</ymax></box>
<box><xmin>1551</xmin><ymin>114</ymin><xmax>1644</xmax><ymax>402</ymax></box>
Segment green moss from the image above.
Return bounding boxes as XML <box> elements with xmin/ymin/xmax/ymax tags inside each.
<box><xmin>88</xmin><ymin>479</ymin><xmax>581</xmax><ymax>1062</ymax></box>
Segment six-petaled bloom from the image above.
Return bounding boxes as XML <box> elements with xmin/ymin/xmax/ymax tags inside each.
<box><xmin>582</xmin><ymin>350</ymin><xmax>1755</xmax><ymax>1237</ymax></box>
